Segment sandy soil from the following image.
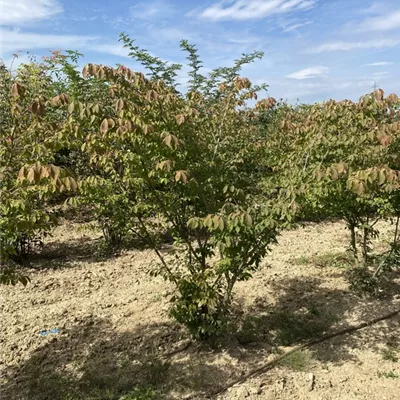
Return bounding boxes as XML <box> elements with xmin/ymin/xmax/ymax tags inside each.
<box><xmin>1</xmin><ymin>220</ymin><xmax>399</xmax><ymax>400</ymax></box>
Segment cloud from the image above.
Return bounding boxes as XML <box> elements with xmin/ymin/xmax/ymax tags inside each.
<box><xmin>307</xmin><ymin>39</ymin><xmax>400</xmax><ymax>53</ymax></box>
<box><xmin>0</xmin><ymin>29</ymin><xmax>97</xmax><ymax>55</ymax></box>
<box><xmin>0</xmin><ymin>0</ymin><xmax>63</xmax><ymax>25</ymax></box>
<box><xmin>365</xmin><ymin>61</ymin><xmax>394</xmax><ymax>66</ymax></box>
<box><xmin>372</xmin><ymin>71</ymin><xmax>390</xmax><ymax>77</ymax></box>
<box><xmin>130</xmin><ymin>0</ymin><xmax>175</xmax><ymax>20</ymax></box>
<box><xmin>198</xmin><ymin>0</ymin><xmax>317</xmax><ymax>21</ymax></box>
<box><xmin>357</xmin><ymin>2</ymin><xmax>388</xmax><ymax>16</ymax></box>
<box><xmin>287</xmin><ymin>66</ymin><xmax>328</xmax><ymax>79</ymax></box>
<box><xmin>91</xmin><ymin>44</ymin><xmax>130</xmax><ymax>58</ymax></box>
<box><xmin>356</xmin><ymin>10</ymin><xmax>400</xmax><ymax>32</ymax></box>
<box><xmin>282</xmin><ymin>20</ymin><xmax>313</xmax><ymax>32</ymax></box>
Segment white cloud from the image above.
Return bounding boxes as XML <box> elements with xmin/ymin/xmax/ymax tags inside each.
<box><xmin>0</xmin><ymin>0</ymin><xmax>63</xmax><ymax>25</ymax></box>
<box><xmin>198</xmin><ymin>0</ymin><xmax>317</xmax><ymax>21</ymax></box>
<box><xmin>282</xmin><ymin>20</ymin><xmax>313</xmax><ymax>32</ymax></box>
<box><xmin>157</xmin><ymin>27</ymin><xmax>192</xmax><ymax>42</ymax></box>
<box><xmin>307</xmin><ymin>39</ymin><xmax>400</xmax><ymax>53</ymax></box>
<box><xmin>356</xmin><ymin>10</ymin><xmax>400</xmax><ymax>32</ymax></box>
<box><xmin>0</xmin><ymin>29</ymin><xmax>97</xmax><ymax>55</ymax></box>
<box><xmin>287</xmin><ymin>66</ymin><xmax>328</xmax><ymax>79</ymax></box>
<box><xmin>130</xmin><ymin>0</ymin><xmax>175</xmax><ymax>20</ymax></box>
<box><xmin>358</xmin><ymin>2</ymin><xmax>388</xmax><ymax>15</ymax></box>
<box><xmin>365</xmin><ymin>61</ymin><xmax>394</xmax><ymax>66</ymax></box>
<box><xmin>372</xmin><ymin>71</ymin><xmax>390</xmax><ymax>77</ymax></box>
<box><xmin>91</xmin><ymin>44</ymin><xmax>130</xmax><ymax>58</ymax></box>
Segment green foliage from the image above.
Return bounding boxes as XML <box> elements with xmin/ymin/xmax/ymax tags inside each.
<box><xmin>264</xmin><ymin>90</ymin><xmax>400</xmax><ymax>289</ymax></box>
<box><xmin>1</xmin><ymin>37</ymin><xmax>399</xmax><ymax>339</ymax></box>
<box><xmin>118</xmin><ymin>388</ymin><xmax>157</xmax><ymax>400</ymax></box>
<box><xmin>291</xmin><ymin>252</ymin><xmax>353</xmax><ymax>268</ymax></box>
<box><xmin>270</xmin><ymin>308</ymin><xmax>338</xmax><ymax>346</ymax></box>
<box><xmin>0</xmin><ymin>266</ymin><xmax>30</xmax><ymax>286</ymax></box>
<box><xmin>60</xmin><ymin>37</ymin><xmax>290</xmax><ymax>338</ymax></box>
<box><xmin>346</xmin><ymin>267</ymin><xmax>381</xmax><ymax>296</ymax></box>
<box><xmin>377</xmin><ymin>370</ymin><xmax>399</xmax><ymax>379</ymax></box>
<box><xmin>0</xmin><ymin>55</ymin><xmax>77</xmax><ymax>283</ymax></box>
<box><xmin>277</xmin><ymin>350</ymin><xmax>312</xmax><ymax>371</ymax></box>
<box><xmin>382</xmin><ymin>346</ymin><xmax>399</xmax><ymax>363</ymax></box>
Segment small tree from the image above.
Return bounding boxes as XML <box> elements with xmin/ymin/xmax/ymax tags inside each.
<box><xmin>63</xmin><ymin>37</ymin><xmax>291</xmax><ymax>338</ymax></box>
<box><xmin>0</xmin><ymin>58</ymin><xmax>77</xmax><ymax>284</ymax></box>
<box><xmin>274</xmin><ymin>92</ymin><xmax>398</xmax><ymax>257</ymax></box>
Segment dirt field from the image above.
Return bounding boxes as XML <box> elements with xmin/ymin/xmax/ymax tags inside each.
<box><xmin>1</xmin><ymin>220</ymin><xmax>399</xmax><ymax>400</ymax></box>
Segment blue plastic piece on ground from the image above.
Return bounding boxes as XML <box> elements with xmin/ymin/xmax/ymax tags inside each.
<box><xmin>40</xmin><ymin>329</ymin><xmax>60</xmax><ymax>336</ymax></box>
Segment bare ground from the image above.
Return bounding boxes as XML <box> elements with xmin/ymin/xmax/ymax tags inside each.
<box><xmin>1</xmin><ymin>220</ymin><xmax>399</xmax><ymax>400</ymax></box>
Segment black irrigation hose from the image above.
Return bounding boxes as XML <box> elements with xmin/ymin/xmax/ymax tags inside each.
<box><xmin>211</xmin><ymin>308</ymin><xmax>400</xmax><ymax>398</ymax></box>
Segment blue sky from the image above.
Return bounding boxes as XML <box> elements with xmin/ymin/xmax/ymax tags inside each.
<box><xmin>1</xmin><ymin>0</ymin><xmax>399</xmax><ymax>103</ymax></box>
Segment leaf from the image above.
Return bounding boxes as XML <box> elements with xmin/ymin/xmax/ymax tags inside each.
<box><xmin>387</xmin><ymin>93</ymin><xmax>399</xmax><ymax>104</ymax></box>
<box><xmin>40</xmin><ymin>166</ymin><xmax>50</xmax><ymax>179</ymax></box>
<box><xmin>11</xmin><ymin>82</ymin><xmax>23</xmax><ymax>98</ymax></box>
<box><xmin>356</xmin><ymin>182</ymin><xmax>365</xmax><ymax>195</ymax></box>
<box><xmin>107</xmin><ymin>118</ymin><xmax>116</xmax><ymax>129</ymax></box>
<box><xmin>82</xmin><ymin>64</ymin><xmax>90</xmax><ymax>78</ymax></box>
<box><xmin>26</xmin><ymin>168</ymin><xmax>35</xmax><ymax>183</ymax></box>
<box><xmin>163</xmin><ymin>134</ymin><xmax>179</xmax><ymax>148</ymax></box>
<box><xmin>204</xmin><ymin>215</ymin><xmax>213</xmax><ymax>228</ymax></box>
<box><xmin>115</xmin><ymin>99</ymin><xmax>124</xmax><ymax>111</ymax></box>
<box><xmin>69</xmin><ymin>177</ymin><xmax>78</xmax><ymax>192</ymax></box>
<box><xmin>175</xmin><ymin>114</ymin><xmax>185</xmax><ymax>125</ymax></box>
<box><xmin>50</xmin><ymin>165</ymin><xmax>60</xmax><ymax>181</ymax></box>
<box><xmin>163</xmin><ymin>134</ymin><xmax>172</xmax><ymax>147</ymax></box>
<box><xmin>67</xmin><ymin>102</ymin><xmax>75</xmax><ymax>114</ymax></box>
<box><xmin>187</xmin><ymin>218</ymin><xmax>199</xmax><ymax>229</ymax></box>
<box><xmin>374</xmin><ymin>88</ymin><xmax>384</xmax><ymax>102</ymax></box>
<box><xmin>50</xmin><ymin>95</ymin><xmax>60</xmax><ymax>106</ymax></box>
<box><xmin>100</xmin><ymin>118</ymin><xmax>109</xmax><ymax>134</ymax></box>
<box><xmin>378</xmin><ymin>169</ymin><xmax>386</xmax><ymax>185</ymax></box>
<box><xmin>331</xmin><ymin>167</ymin><xmax>339</xmax><ymax>181</ymax></box>
<box><xmin>156</xmin><ymin>160</ymin><xmax>172</xmax><ymax>172</ymax></box>
<box><xmin>174</xmin><ymin>170</ymin><xmax>188</xmax><ymax>183</ymax></box>
<box><xmin>17</xmin><ymin>167</ymin><xmax>25</xmax><ymax>181</ymax></box>
<box><xmin>244</xmin><ymin>213</ymin><xmax>252</xmax><ymax>227</ymax></box>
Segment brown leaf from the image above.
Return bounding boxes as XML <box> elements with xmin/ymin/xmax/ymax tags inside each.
<box><xmin>26</xmin><ymin>168</ymin><xmax>35</xmax><ymax>183</ymax></box>
<box><xmin>50</xmin><ymin>95</ymin><xmax>60</xmax><ymax>106</ymax></box>
<box><xmin>374</xmin><ymin>88</ymin><xmax>384</xmax><ymax>102</ymax></box>
<box><xmin>17</xmin><ymin>167</ymin><xmax>25</xmax><ymax>181</ymax></box>
<box><xmin>163</xmin><ymin>134</ymin><xmax>172</xmax><ymax>147</ymax></box>
<box><xmin>174</xmin><ymin>170</ymin><xmax>188</xmax><ymax>183</ymax></box>
<box><xmin>82</xmin><ymin>64</ymin><xmax>90</xmax><ymax>78</ymax></box>
<box><xmin>100</xmin><ymin>119</ymin><xmax>109</xmax><ymax>134</ymax></box>
<box><xmin>175</xmin><ymin>114</ymin><xmax>185</xmax><ymax>125</ymax></box>
<box><xmin>50</xmin><ymin>165</ymin><xmax>60</xmax><ymax>181</ymax></box>
<box><xmin>11</xmin><ymin>82</ymin><xmax>23</xmax><ymax>98</ymax></box>
<box><xmin>387</xmin><ymin>93</ymin><xmax>399</xmax><ymax>104</ymax></box>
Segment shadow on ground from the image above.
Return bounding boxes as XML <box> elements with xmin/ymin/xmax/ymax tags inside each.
<box><xmin>233</xmin><ymin>275</ymin><xmax>400</xmax><ymax>365</ymax></box>
<box><xmin>1</xmin><ymin>317</ymin><xmax>234</xmax><ymax>400</ymax></box>
<box><xmin>24</xmin><ymin>231</ymin><xmax>175</xmax><ymax>271</ymax></box>
<box><xmin>2</xmin><ymin>276</ymin><xmax>399</xmax><ymax>400</ymax></box>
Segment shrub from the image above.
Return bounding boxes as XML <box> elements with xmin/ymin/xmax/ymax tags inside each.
<box><xmin>0</xmin><ymin>58</ymin><xmax>77</xmax><ymax>283</ymax></box>
<box><xmin>61</xmin><ymin>35</ymin><xmax>291</xmax><ymax>338</ymax></box>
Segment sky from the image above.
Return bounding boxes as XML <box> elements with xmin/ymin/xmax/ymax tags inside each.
<box><xmin>1</xmin><ymin>0</ymin><xmax>399</xmax><ymax>103</ymax></box>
